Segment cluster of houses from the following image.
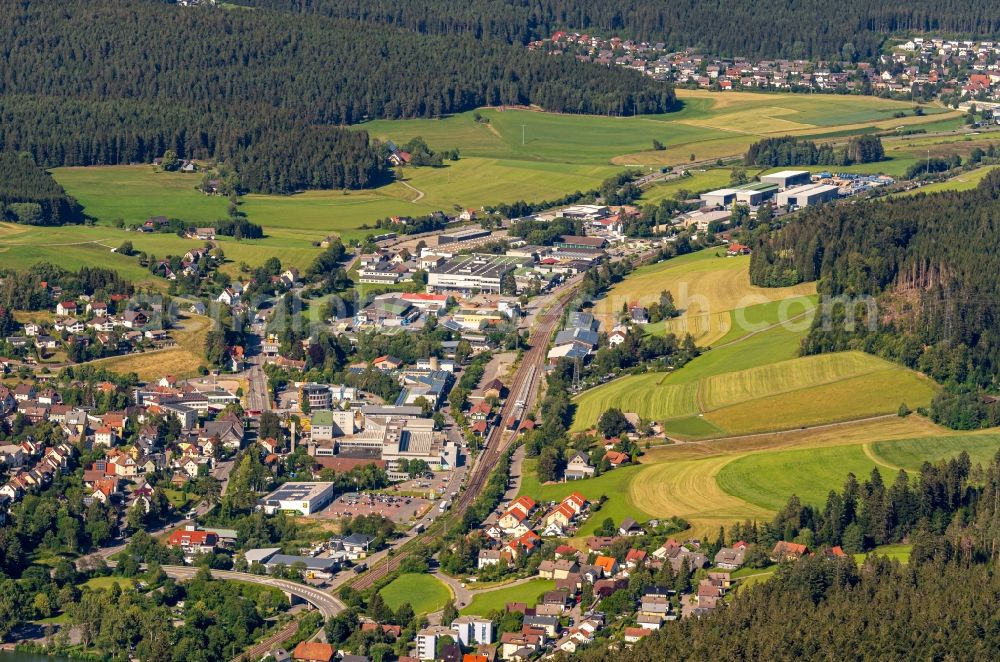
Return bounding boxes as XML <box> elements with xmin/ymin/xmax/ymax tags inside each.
<box><xmin>2</xmin><ymin>296</ymin><xmax>170</xmax><ymax>361</ymax></box>
<box><xmin>0</xmin><ymin>441</ymin><xmax>75</xmax><ymax>509</ymax></box>
<box><xmin>529</xmin><ymin>31</ymin><xmax>1000</xmax><ymax>102</ymax></box>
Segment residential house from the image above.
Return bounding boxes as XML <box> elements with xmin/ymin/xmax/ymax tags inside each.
<box><xmin>291</xmin><ymin>642</ymin><xmax>335</xmax><ymax>662</ymax></box>
<box><xmin>714</xmin><ymin>546</ymin><xmax>746</xmax><ymax>569</ymax></box>
<box><xmin>564</xmin><ymin>452</ymin><xmax>595</xmax><ymax>480</ymax></box>
<box><xmin>771</xmin><ymin>541</ymin><xmax>808</xmax><ymax>561</ymax></box>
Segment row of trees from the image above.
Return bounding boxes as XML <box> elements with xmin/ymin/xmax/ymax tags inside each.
<box><xmin>744</xmin><ymin>135</ymin><xmax>884</xmax><ymax>167</ymax></box>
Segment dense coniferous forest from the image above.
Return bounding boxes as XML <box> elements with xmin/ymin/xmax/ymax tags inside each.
<box><xmin>0</xmin><ymin>1</ymin><xmax>673</xmax><ymax>194</ymax></box>
<box><xmin>235</xmin><ymin>0</ymin><xmax>1000</xmax><ymax>60</ymax></box>
<box><xmin>0</xmin><ymin>153</ymin><xmax>82</xmax><ymax>225</ymax></box>
<box><xmin>581</xmin><ymin>450</ymin><xmax>1000</xmax><ymax>660</ymax></box>
<box><xmin>750</xmin><ymin>170</ymin><xmax>1000</xmax><ymax>426</ymax></box>
<box><xmin>745</xmin><ymin>135</ymin><xmax>884</xmax><ymax>167</ymax></box>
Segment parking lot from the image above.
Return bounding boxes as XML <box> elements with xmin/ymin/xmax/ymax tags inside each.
<box><xmin>318</xmin><ymin>491</ymin><xmax>431</xmax><ymax>524</ymax></box>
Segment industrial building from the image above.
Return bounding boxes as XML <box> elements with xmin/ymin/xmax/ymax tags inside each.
<box><xmin>760</xmin><ymin>170</ymin><xmax>812</xmax><ymax>189</ymax></box>
<box><xmin>257</xmin><ymin>482</ymin><xmax>335</xmax><ymax>516</ymax></box>
<box><xmin>734</xmin><ymin>182</ymin><xmax>779</xmax><ymax>206</ymax></box>
<box><xmin>776</xmin><ymin>183</ymin><xmax>840</xmax><ymax>208</ymax></box>
<box><xmin>699</xmin><ymin>187</ymin><xmax>739</xmax><ymax>207</ymax></box>
<box><xmin>428</xmin><ymin>254</ymin><xmax>531</xmax><ymax>294</ymax></box>
<box><xmin>310</xmin><ymin>409</ymin><xmax>357</xmax><ymax>440</ymax></box>
<box><xmin>700</xmin><ymin>182</ymin><xmax>779</xmax><ymax>208</ymax></box>
<box><xmin>437</xmin><ymin>227</ymin><xmax>491</xmax><ymax>245</ymax></box>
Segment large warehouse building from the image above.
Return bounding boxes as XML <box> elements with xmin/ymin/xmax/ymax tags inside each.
<box><xmin>760</xmin><ymin>170</ymin><xmax>812</xmax><ymax>189</ymax></box>
<box><xmin>428</xmin><ymin>254</ymin><xmax>531</xmax><ymax>294</ymax></box>
<box><xmin>257</xmin><ymin>482</ymin><xmax>335</xmax><ymax>516</ymax></box>
<box><xmin>776</xmin><ymin>183</ymin><xmax>840</xmax><ymax>208</ymax></box>
<box><xmin>700</xmin><ymin>182</ymin><xmax>779</xmax><ymax>208</ymax></box>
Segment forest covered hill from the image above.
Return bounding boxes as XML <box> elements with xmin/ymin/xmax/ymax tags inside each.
<box><xmin>0</xmin><ymin>0</ymin><xmax>673</xmax><ymax>193</ymax></box>
<box><xmin>235</xmin><ymin>0</ymin><xmax>1000</xmax><ymax>60</ymax></box>
<box><xmin>750</xmin><ymin>170</ymin><xmax>1000</xmax><ymax>428</ymax></box>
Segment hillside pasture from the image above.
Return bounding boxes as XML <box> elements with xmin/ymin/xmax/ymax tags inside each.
<box><xmin>590</xmin><ymin>250</ymin><xmax>815</xmax><ymax>343</ymax></box>
<box><xmin>868</xmin><ymin>433</ymin><xmax>1000</xmax><ymax>471</ymax></box>
<box><xmin>571</xmin><ymin>345</ymin><xmax>934</xmax><ymax>438</ymax></box>
<box><xmin>627</xmin><ymin>415</ymin><xmax>947</xmax><ymax>537</ymax></box>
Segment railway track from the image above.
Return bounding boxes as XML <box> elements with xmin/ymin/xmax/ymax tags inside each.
<box><xmin>351</xmin><ymin>281</ymin><xmax>581</xmax><ymax>590</ymax></box>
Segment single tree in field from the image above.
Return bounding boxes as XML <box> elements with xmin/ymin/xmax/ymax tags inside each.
<box><xmin>598</xmin><ymin>408</ymin><xmax>630</xmax><ymax>438</ymax></box>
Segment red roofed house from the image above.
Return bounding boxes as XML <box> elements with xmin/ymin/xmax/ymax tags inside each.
<box><xmin>292</xmin><ymin>641</ymin><xmax>335</xmax><ymax>662</ymax></box>
<box><xmin>594</xmin><ymin>555</ymin><xmax>618</xmax><ymax>577</ymax></box>
<box><xmin>771</xmin><ymin>540</ymin><xmax>809</xmax><ymax>561</ymax></box>
<box><xmin>168</xmin><ymin>527</ymin><xmax>219</xmax><ymax>556</ymax></box>
<box><xmin>624</xmin><ymin>548</ymin><xmax>647</xmax><ymax>568</ymax></box>
<box><xmin>499</xmin><ymin>496</ymin><xmax>536</xmax><ymax>529</ymax></box>
<box><xmin>604</xmin><ymin>450</ymin><xmax>631</xmax><ymax>467</ymax></box>
<box><xmin>726</xmin><ymin>242</ymin><xmax>750</xmax><ymax>256</ymax></box>
<box><xmin>373</xmin><ymin>355</ymin><xmax>402</xmax><ymax>371</ymax></box>
<box><xmin>56</xmin><ymin>301</ymin><xmax>77</xmax><ymax>316</ymax></box>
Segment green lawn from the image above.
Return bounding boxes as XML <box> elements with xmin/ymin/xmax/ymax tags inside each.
<box><xmin>853</xmin><ymin>543</ymin><xmax>912</xmax><ymax>564</ymax></box>
<box><xmin>81</xmin><ymin>576</ymin><xmax>135</xmax><ymax>591</ymax></box>
<box><xmin>379</xmin><ymin>573</ymin><xmax>452</xmax><ymax>615</ymax></box>
<box><xmin>459</xmin><ymin>579</ymin><xmax>556</xmax><ymax>616</ymax></box>
<box><xmin>518</xmin><ymin>459</ymin><xmax>652</xmax><ymax>536</ymax></box>
<box><xmin>162</xmin><ymin>488</ymin><xmax>192</xmax><ymax>511</ymax></box>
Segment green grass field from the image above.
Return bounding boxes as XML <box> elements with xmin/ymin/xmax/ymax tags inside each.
<box><xmin>459</xmin><ymin>579</ymin><xmax>556</xmax><ymax>616</ymax></box>
<box><xmin>518</xmin><ymin>459</ymin><xmax>652</xmax><ymax>536</ymax></box>
<box><xmin>81</xmin><ymin>576</ymin><xmax>136</xmax><ymax>591</ymax></box>
<box><xmin>896</xmin><ymin>165</ymin><xmax>999</xmax><ymax>196</ymax></box>
<box><xmin>379</xmin><ymin>573</ymin><xmax>452</xmax><ymax>614</ymax></box>
<box><xmin>854</xmin><ymin>543</ymin><xmax>912</xmax><ymax>564</ymax></box>
<box><xmin>868</xmin><ymin>433</ymin><xmax>1000</xmax><ymax>471</ymax></box>
<box><xmin>716</xmin><ymin>432</ymin><xmax>1000</xmax><ymax>512</ymax></box>
<box><xmin>361</xmin><ymin>91</ymin><xmax>949</xmax><ymax>167</ymax></box>
<box><xmin>571</xmin><ymin>344</ymin><xmax>935</xmax><ymax>437</ymax></box>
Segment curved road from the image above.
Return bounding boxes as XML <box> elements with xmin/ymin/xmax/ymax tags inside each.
<box><xmin>161</xmin><ymin>565</ymin><xmax>343</xmax><ymax>619</ymax></box>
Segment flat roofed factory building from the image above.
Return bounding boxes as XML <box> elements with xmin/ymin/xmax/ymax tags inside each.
<box><xmin>776</xmin><ymin>183</ymin><xmax>840</xmax><ymax>208</ymax></box>
<box><xmin>760</xmin><ymin>170</ymin><xmax>812</xmax><ymax>189</ymax></box>
<box><xmin>428</xmin><ymin>254</ymin><xmax>531</xmax><ymax>294</ymax></box>
<box><xmin>257</xmin><ymin>482</ymin><xmax>335</xmax><ymax>516</ymax></box>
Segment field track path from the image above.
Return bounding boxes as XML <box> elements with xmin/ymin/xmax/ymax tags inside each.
<box><xmin>399</xmin><ymin>179</ymin><xmax>425</xmax><ymax>202</ymax></box>
<box><xmin>677</xmin><ymin>413</ymin><xmax>897</xmax><ymax>446</ymax></box>
<box><xmin>861</xmin><ymin>442</ymin><xmax>902</xmax><ymax>471</ymax></box>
